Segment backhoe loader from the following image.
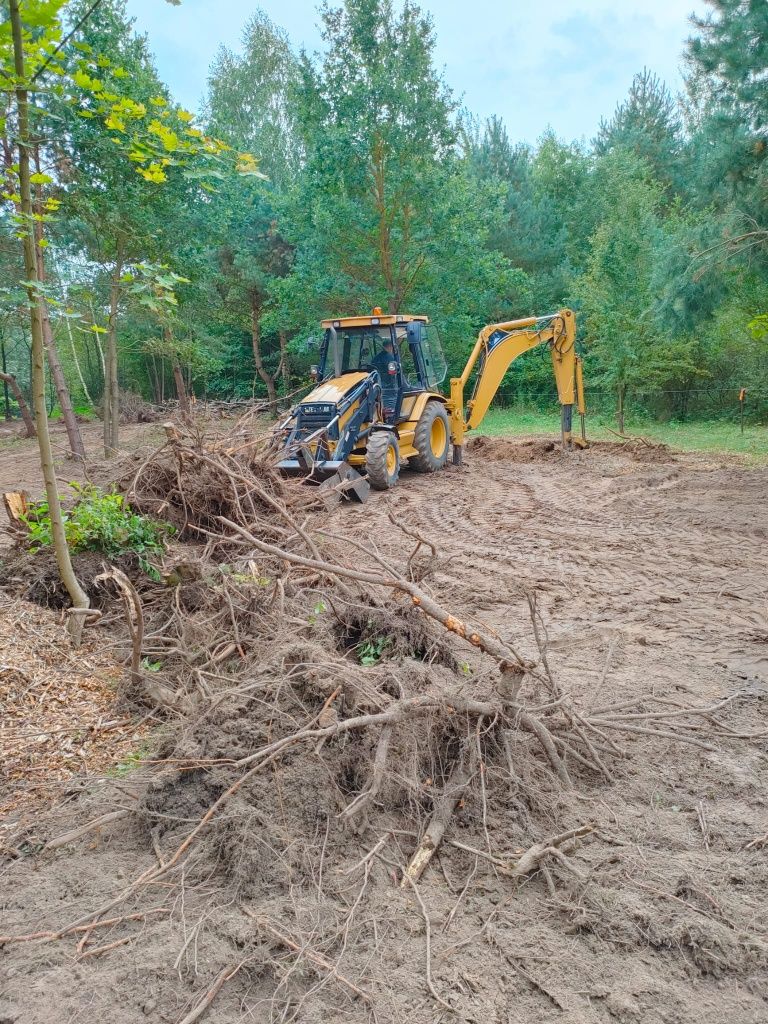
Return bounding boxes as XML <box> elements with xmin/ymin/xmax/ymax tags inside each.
<box><xmin>276</xmin><ymin>307</ymin><xmax>586</xmax><ymax>500</ymax></box>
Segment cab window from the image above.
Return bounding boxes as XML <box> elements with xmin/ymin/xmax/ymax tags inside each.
<box><xmin>337</xmin><ymin>329</ymin><xmax>391</xmax><ymax>373</ymax></box>
<box><xmin>396</xmin><ymin>328</ymin><xmax>421</xmax><ymax>390</ymax></box>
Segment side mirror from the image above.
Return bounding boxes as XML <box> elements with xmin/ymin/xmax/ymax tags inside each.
<box><xmin>304</xmin><ymin>336</ymin><xmax>318</xmax><ymax>352</ymax></box>
<box><xmin>406</xmin><ymin>322</ymin><xmax>424</xmax><ymax>344</ymax></box>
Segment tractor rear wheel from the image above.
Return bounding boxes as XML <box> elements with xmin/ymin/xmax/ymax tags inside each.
<box><xmin>366</xmin><ymin>431</ymin><xmax>400</xmax><ymax>490</ymax></box>
<box><xmin>411</xmin><ymin>401</ymin><xmax>450</xmax><ymax>473</ymax></box>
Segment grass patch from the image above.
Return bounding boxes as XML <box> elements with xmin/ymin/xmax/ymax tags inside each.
<box><xmin>479</xmin><ymin>408</ymin><xmax>768</xmax><ymax>462</ymax></box>
<box><xmin>108</xmin><ymin>737</ymin><xmax>155</xmax><ymax>777</ymax></box>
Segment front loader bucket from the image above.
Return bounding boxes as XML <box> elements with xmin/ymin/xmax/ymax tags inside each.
<box><xmin>318</xmin><ymin>464</ymin><xmax>370</xmax><ymax>505</ymax></box>
<box><xmin>278</xmin><ymin>453</ymin><xmax>370</xmax><ymax>503</ymax></box>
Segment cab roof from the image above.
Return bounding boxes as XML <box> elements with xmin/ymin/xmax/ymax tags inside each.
<box><xmin>321</xmin><ymin>312</ymin><xmax>429</xmax><ymax>329</ymax></box>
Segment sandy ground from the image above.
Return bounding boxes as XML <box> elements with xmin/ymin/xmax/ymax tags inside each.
<box><xmin>0</xmin><ymin>420</ymin><xmax>163</xmax><ymax>515</ymax></box>
<box><xmin>1</xmin><ymin>428</ymin><xmax>767</xmax><ymax>1023</ymax></box>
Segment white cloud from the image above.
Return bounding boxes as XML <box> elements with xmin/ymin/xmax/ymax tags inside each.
<box><xmin>125</xmin><ymin>0</ymin><xmax>708</xmax><ymax>143</ymax></box>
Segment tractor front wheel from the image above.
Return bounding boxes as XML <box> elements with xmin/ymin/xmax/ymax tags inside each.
<box><xmin>366</xmin><ymin>431</ymin><xmax>400</xmax><ymax>490</ymax></box>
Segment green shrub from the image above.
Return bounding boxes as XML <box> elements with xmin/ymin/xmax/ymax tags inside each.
<box><xmin>357</xmin><ymin>636</ymin><xmax>391</xmax><ymax>666</ymax></box>
<box><xmin>22</xmin><ymin>483</ymin><xmax>172</xmax><ymax>568</ymax></box>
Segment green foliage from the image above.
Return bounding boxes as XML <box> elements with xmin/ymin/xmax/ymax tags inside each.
<box><xmin>595</xmin><ymin>68</ymin><xmax>683</xmax><ymax>190</ymax></box>
<box><xmin>108</xmin><ymin>737</ymin><xmax>154</xmax><ymax>777</ymax></box>
<box><xmin>357</xmin><ymin>636</ymin><xmax>390</xmax><ymax>666</ymax></box>
<box><xmin>1</xmin><ymin>0</ymin><xmax>767</xmax><ymax>438</ymax></box>
<box><xmin>22</xmin><ymin>483</ymin><xmax>172</xmax><ymax>563</ymax></box>
<box><xmin>572</xmin><ymin>151</ymin><xmax>698</xmax><ymax>421</ymax></box>
<box><xmin>687</xmin><ymin>0</ymin><xmax>768</xmax><ymax>135</ymax></box>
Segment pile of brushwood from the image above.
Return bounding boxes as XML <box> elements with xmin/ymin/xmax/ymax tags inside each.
<box><xmin>2</xmin><ymin>419</ymin><xmax>764</xmax><ymax>1023</ymax></box>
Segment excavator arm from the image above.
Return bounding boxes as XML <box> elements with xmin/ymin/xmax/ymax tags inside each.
<box><xmin>447</xmin><ymin>308</ymin><xmax>586</xmax><ymax>461</ymax></box>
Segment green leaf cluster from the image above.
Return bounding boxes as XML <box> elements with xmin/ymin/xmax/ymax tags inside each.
<box><xmin>22</xmin><ymin>483</ymin><xmax>173</xmax><ymax>564</ymax></box>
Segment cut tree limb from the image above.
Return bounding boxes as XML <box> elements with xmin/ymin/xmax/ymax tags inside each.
<box><xmin>3</xmin><ymin>490</ymin><xmax>29</xmax><ymax>537</ymax></box>
<box><xmin>400</xmin><ymin>762</ymin><xmax>471</xmax><ymax>888</ymax></box>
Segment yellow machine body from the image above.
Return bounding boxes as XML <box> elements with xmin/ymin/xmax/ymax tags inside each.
<box><xmin>278</xmin><ymin>307</ymin><xmax>586</xmax><ymax>495</ymax></box>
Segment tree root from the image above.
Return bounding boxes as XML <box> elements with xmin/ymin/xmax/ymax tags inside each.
<box><xmin>401</xmin><ymin>761</ymin><xmax>472</xmax><ymax>888</ymax></box>
<box><xmin>245</xmin><ymin>911</ymin><xmax>373</xmax><ymax>1004</ymax></box>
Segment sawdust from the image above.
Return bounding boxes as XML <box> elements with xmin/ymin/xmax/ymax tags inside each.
<box><xmin>0</xmin><ymin>594</ymin><xmax>151</xmax><ymax>820</ymax></box>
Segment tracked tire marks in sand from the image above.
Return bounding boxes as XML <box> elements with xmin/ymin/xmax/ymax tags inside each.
<box><xmin>349</xmin><ymin>439</ymin><xmax>768</xmax><ymax>698</ymax></box>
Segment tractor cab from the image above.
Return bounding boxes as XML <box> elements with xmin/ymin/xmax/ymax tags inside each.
<box><xmin>317</xmin><ymin>309</ymin><xmax>447</xmax><ymax>423</ymax></box>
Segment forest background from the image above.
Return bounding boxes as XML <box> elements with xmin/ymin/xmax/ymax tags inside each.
<box><xmin>1</xmin><ymin>0</ymin><xmax>766</xmax><ymax>437</ymax></box>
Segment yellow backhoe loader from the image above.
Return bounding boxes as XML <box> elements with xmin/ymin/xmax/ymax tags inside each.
<box><xmin>276</xmin><ymin>307</ymin><xmax>586</xmax><ymax>501</ymax></box>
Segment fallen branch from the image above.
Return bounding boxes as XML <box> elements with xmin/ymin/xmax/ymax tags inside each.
<box><xmin>43</xmin><ymin>809</ymin><xmax>131</xmax><ymax>852</ymax></box>
<box><xmin>78</xmin><ymin>935</ymin><xmax>132</xmax><ymax>960</ymax></box>
<box><xmin>516</xmin><ymin>708</ymin><xmax>572</xmax><ymax>788</ymax></box>
<box><xmin>95</xmin><ymin>566</ymin><xmax>144</xmax><ymax>684</ymax></box>
<box><xmin>509</xmin><ymin>825</ymin><xmax>593</xmax><ymax>880</ymax></box>
<box><xmin>340</xmin><ymin>724</ymin><xmax>392</xmax><ymax>822</ymax></box>
<box><xmin>177</xmin><ymin>960</ymin><xmax>249</xmax><ymax>1024</ymax></box>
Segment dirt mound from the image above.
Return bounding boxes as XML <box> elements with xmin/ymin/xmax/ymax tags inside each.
<box><xmin>467</xmin><ymin>434</ymin><xmax>559</xmax><ymax>462</ymax></box>
<box><xmin>466</xmin><ymin>434</ymin><xmax>677</xmax><ymax>466</ymax></box>
<box><xmin>0</xmin><ymin>546</ymin><xmax>148</xmax><ymax>608</ymax></box>
<box><xmin>589</xmin><ymin>437</ymin><xmax>678</xmax><ymax>463</ymax></box>
<box><xmin>121</xmin><ymin>421</ymin><xmax>297</xmax><ymax>545</ymax></box>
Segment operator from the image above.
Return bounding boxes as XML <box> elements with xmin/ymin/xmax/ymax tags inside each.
<box><xmin>371</xmin><ymin>337</ymin><xmax>399</xmax><ymax>416</ymax></box>
<box><xmin>371</xmin><ymin>338</ymin><xmax>396</xmax><ymax>379</ymax></box>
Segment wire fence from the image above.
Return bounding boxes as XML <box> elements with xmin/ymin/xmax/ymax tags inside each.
<box><xmin>490</xmin><ymin>383</ymin><xmax>765</xmax><ymax>423</ymax></box>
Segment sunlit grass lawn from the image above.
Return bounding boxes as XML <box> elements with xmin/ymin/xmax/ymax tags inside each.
<box><xmin>479</xmin><ymin>407</ymin><xmax>768</xmax><ymax>462</ymax></box>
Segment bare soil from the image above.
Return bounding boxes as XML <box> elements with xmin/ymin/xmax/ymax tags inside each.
<box><xmin>1</xmin><ymin>429</ymin><xmax>767</xmax><ymax>1024</ymax></box>
<box><xmin>0</xmin><ymin>420</ymin><xmax>164</xmax><ymax>543</ymax></box>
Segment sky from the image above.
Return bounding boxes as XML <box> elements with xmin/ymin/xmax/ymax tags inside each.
<box><xmin>124</xmin><ymin>0</ymin><xmax>708</xmax><ymax>145</ymax></box>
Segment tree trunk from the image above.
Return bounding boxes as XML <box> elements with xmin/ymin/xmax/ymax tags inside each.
<box><xmin>104</xmin><ymin>250</ymin><xmax>123</xmax><ymax>457</ymax></box>
<box><xmin>250</xmin><ymin>296</ymin><xmax>277</xmax><ymax>410</ymax></box>
<box><xmin>0</xmin><ymin>371</ymin><xmax>36</xmax><ymax>437</ymax></box>
<box><xmin>63</xmin><ymin>293</ymin><xmax>94</xmax><ymax>408</ymax></box>
<box><xmin>10</xmin><ymin>0</ymin><xmax>89</xmax><ymax>639</ymax></box>
<box><xmin>617</xmin><ymin>383</ymin><xmax>626</xmax><ymax>434</ymax></box>
<box><xmin>172</xmin><ymin>360</ymin><xmax>191</xmax><ymax>421</ymax></box>
<box><xmin>148</xmin><ymin>353</ymin><xmax>161</xmax><ymax>405</ymax></box>
<box><xmin>165</xmin><ymin>326</ymin><xmax>191</xmax><ymax>422</ymax></box>
<box><xmin>1</xmin><ymin>337</ymin><xmax>10</xmax><ymax>419</ymax></box>
<box><xmin>87</xmin><ymin>298</ymin><xmax>106</xmax><ymax>380</ymax></box>
<box><xmin>32</xmin><ymin>149</ymin><xmax>85</xmax><ymax>461</ymax></box>
<box><xmin>278</xmin><ymin>329</ymin><xmax>290</xmax><ymax>393</ymax></box>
